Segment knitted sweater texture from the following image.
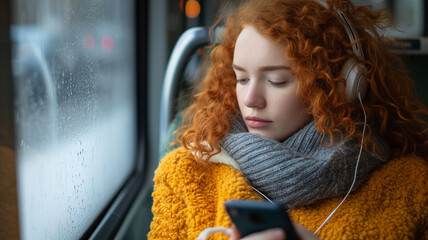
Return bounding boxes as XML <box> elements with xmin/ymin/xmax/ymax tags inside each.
<box><xmin>148</xmin><ymin>148</ymin><xmax>428</xmax><ymax>240</ymax></box>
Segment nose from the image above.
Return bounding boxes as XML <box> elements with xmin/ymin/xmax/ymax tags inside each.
<box><xmin>243</xmin><ymin>81</ymin><xmax>266</xmax><ymax>109</ymax></box>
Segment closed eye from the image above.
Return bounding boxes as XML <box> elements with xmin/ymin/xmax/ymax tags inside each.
<box><xmin>237</xmin><ymin>78</ymin><xmax>249</xmax><ymax>85</ymax></box>
<box><xmin>267</xmin><ymin>80</ymin><xmax>288</xmax><ymax>87</ymax></box>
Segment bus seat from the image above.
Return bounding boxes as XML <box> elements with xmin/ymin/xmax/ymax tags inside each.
<box><xmin>159</xmin><ymin>26</ymin><xmax>224</xmax><ymax>161</ymax></box>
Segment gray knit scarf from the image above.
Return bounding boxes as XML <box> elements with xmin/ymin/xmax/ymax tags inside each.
<box><xmin>220</xmin><ymin>116</ymin><xmax>390</xmax><ymax>209</ymax></box>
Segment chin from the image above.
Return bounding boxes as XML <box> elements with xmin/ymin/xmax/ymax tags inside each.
<box><xmin>249</xmin><ymin>130</ymin><xmax>287</xmax><ymax>142</ymax></box>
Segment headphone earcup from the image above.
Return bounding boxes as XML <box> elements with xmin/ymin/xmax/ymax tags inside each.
<box><xmin>340</xmin><ymin>58</ymin><xmax>368</xmax><ymax>102</ymax></box>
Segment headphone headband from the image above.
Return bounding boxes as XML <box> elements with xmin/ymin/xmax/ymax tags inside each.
<box><xmin>315</xmin><ymin>0</ymin><xmax>368</xmax><ymax>102</ymax></box>
<box><xmin>316</xmin><ymin>0</ymin><xmax>364</xmax><ymax>60</ymax></box>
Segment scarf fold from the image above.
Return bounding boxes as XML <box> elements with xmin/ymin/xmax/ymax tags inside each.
<box><xmin>220</xmin><ymin>116</ymin><xmax>390</xmax><ymax>209</ymax></box>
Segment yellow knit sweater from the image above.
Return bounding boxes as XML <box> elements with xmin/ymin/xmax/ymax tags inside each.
<box><xmin>148</xmin><ymin>147</ymin><xmax>428</xmax><ymax>240</ymax></box>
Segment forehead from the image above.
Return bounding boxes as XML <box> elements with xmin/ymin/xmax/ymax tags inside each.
<box><xmin>233</xmin><ymin>26</ymin><xmax>289</xmax><ymax>67</ymax></box>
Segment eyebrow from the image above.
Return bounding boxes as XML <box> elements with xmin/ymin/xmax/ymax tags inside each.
<box><xmin>232</xmin><ymin>63</ymin><xmax>291</xmax><ymax>72</ymax></box>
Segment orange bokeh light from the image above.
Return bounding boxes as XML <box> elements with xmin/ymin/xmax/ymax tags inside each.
<box><xmin>185</xmin><ymin>0</ymin><xmax>200</xmax><ymax>18</ymax></box>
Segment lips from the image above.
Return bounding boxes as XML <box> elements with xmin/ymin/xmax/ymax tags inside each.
<box><xmin>245</xmin><ymin>116</ymin><xmax>272</xmax><ymax>128</ymax></box>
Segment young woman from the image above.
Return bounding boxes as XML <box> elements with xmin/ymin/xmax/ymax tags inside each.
<box><xmin>148</xmin><ymin>0</ymin><xmax>428</xmax><ymax>239</ymax></box>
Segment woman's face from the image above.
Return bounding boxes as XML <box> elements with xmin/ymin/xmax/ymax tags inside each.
<box><xmin>233</xmin><ymin>26</ymin><xmax>311</xmax><ymax>141</ymax></box>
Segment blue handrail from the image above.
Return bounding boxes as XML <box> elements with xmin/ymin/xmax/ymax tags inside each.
<box><xmin>159</xmin><ymin>26</ymin><xmax>224</xmax><ymax>148</ymax></box>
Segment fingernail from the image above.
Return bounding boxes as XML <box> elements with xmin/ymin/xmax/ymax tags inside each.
<box><xmin>272</xmin><ymin>228</ymin><xmax>286</xmax><ymax>238</ymax></box>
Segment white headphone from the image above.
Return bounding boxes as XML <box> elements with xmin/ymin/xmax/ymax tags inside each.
<box><xmin>314</xmin><ymin>1</ymin><xmax>369</xmax><ymax>234</ymax></box>
<box><xmin>317</xmin><ymin>0</ymin><xmax>368</xmax><ymax>102</ymax></box>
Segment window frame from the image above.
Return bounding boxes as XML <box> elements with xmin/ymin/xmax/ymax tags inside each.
<box><xmin>0</xmin><ymin>0</ymin><xmax>20</xmax><ymax>237</ymax></box>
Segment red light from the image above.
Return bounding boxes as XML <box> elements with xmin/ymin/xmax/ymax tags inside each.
<box><xmin>101</xmin><ymin>35</ymin><xmax>114</xmax><ymax>52</ymax></box>
<box><xmin>83</xmin><ymin>35</ymin><xmax>95</xmax><ymax>50</ymax></box>
<box><xmin>180</xmin><ymin>0</ymin><xmax>184</xmax><ymax>11</ymax></box>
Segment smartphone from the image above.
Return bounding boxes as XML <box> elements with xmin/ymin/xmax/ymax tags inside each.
<box><xmin>225</xmin><ymin>200</ymin><xmax>299</xmax><ymax>240</ymax></box>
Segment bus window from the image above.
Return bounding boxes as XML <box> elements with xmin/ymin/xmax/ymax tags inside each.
<box><xmin>7</xmin><ymin>0</ymin><xmax>146</xmax><ymax>239</ymax></box>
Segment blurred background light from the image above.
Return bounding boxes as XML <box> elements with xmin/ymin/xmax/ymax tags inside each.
<box><xmin>101</xmin><ymin>35</ymin><xmax>114</xmax><ymax>52</ymax></box>
<box><xmin>180</xmin><ymin>0</ymin><xmax>185</xmax><ymax>11</ymax></box>
<box><xmin>185</xmin><ymin>0</ymin><xmax>200</xmax><ymax>18</ymax></box>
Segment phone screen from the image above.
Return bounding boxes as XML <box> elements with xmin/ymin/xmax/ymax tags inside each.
<box><xmin>225</xmin><ymin>200</ymin><xmax>299</xmax><ymax>240</ymax></box>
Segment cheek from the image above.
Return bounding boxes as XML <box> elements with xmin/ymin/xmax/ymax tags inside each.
<box><xmin>236</xmin><ymin>86</ymin><xmax>245</xmax><ymax>109</ymax></box>
<box><xmin>273</xmin><ymin>93</ymin><xmax>306</xmax><ymax>117</ymax></box>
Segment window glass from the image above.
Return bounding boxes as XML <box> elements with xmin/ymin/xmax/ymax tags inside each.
<box><xmin>352</xmin><ymin>0</ymin><xmax>425</xmax><ymax>37</ymax></box>
<box><xmin>11</xmin><ymin>0</ymin><xmax>137</xmax><ymax>239</ymax></box>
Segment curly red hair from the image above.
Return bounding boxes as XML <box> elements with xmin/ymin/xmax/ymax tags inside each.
<box><xmin>177</xmin><ymin>0</ymin><xmax>428</xmax><ymax>163</ymax></box>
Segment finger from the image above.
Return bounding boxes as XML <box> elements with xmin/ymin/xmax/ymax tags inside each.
<box><xmin>241</xmin><ymin>228</ymin><xmax>285</xmax><ymax>240</ymax></box>
<box><xmin>229</xmin><ymin>224</ymin><xmax>241</xmax><ymax>240</ymax></box>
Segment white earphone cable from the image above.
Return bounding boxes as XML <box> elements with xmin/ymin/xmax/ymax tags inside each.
<box><xmin>313</xmin><ymin>92</ymin><xmax>367</xmax><ymax>234</ymax></box>
<box><xmin>251</xmin><ymin>186</ymin><xmax>275</xmax><ymax>204</ymax></box>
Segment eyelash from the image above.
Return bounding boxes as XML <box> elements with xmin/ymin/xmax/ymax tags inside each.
<box><xmin>267</xmin><ymin>80</ymin><xmax>287</xmax><ymax>87</ymax></box>
<box><xmin>236</xmin><ymin>78</ymin><xmax>288</xmax><ymax>87</ymax></box>
<box><xmin>236</xmin><ymin>78</ymin><xmax>249</xmax><ymax>84</ymax></box>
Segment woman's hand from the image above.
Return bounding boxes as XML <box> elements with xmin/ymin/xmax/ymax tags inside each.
<box><xmin>229</xmin><ymin>222</ymin><xmax>320</xmax><ymax>240</ymax></box>
<box><xmin>229</xmin><ymin>224</ymin><xmax>285</xmax><ymax>240</ymax></box>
